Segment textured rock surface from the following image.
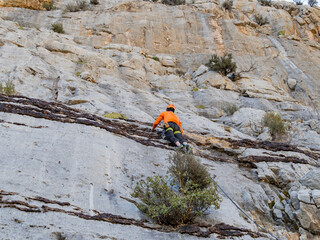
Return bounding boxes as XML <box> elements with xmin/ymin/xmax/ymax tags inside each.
<box><xmin>1</xmin><ymin>0</ymin><xmax>320</xmax><ymax>239</ymax></box>
<box><xmin>0</xmin><ymin>0</ymin><xmax>51</xmax><ymax>10</ymax></box>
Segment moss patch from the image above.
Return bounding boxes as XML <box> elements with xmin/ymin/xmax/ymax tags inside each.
<box><xmin>196</xmin><ymin>105</ymin><xmax>206</xmax><ymax>109</ymax></box>
<box><xmin>103</xmin><ymin>112</ymin><xmax>127</xmax><ymax>119</ymax></box>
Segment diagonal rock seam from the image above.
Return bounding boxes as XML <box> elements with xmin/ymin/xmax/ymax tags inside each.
<box><xmin>0</xmin><ymin>190</ymin><xmax>266</xmax><ymax>238</ymax></box>
<box><xmin>0</xmin><ymin>94</ymin><xmax>318</xmax><ymax>166</ymax></box>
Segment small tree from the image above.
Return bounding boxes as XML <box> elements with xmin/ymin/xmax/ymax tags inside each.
<box><xmin>132</xmin><ymin>153</ymin><xmax>221</xmax><ymax>226</ymax></box>
<box><xmin>0</xmin><ymin>81</ymin><xmax>15</xmax><ymax>95</ymax></box>
<box><xmin>263</xmin><ymin>112</ymin><xmax>286</xmax><ymax>140</ymax></box>
<box><xmin>308</xmin><ymin>0</ymin><xmax>318</xmax><ymax>7</ymax></box>
<box><xmin>206</xmin><ymin>53</ymin><xmax>237</xmax><ymax>76</ymax></box>
<box><xmin>223</xmin><ymin>104</ymin><xmax>238</xmax><ymax>116</ymax></box>
<box><xmin>90</xmin><ymin>0</ymin><xmax>99</xmax><ymax>4</ymax></box>
<box><xmin>222</xmin><ymin>0</ymin><xmax>233</xmax><ymax>10</ymax></box>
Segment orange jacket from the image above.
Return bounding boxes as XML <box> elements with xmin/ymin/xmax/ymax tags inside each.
<box><xmin>152</xmin><ymin>111</ymin><xmax>183</xmax><ymax>133</ymax></box>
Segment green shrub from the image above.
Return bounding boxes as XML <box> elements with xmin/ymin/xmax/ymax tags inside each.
<box><xmin>206</xmin><ymin>53</ymin><xmax>237</xmax><ymax>76</ymax></box>
<box><xmin>192</xmin><ymin>87</ymin><xmax>199</xmax><ymax>92</ymax></box>
<box><xmin>254</xmin><ymin>14</ymin><xmax>269</xmax><ymax>26</ymax></box>
<box><xmin>90</xmin><ymin>0</ymin><xmax>99</xmax><ymax>4</ymax></box>
<box><xmin>308</xmin><ymin>0</ymin><xmax>318</xmax><ymax>7</ymax></box>
<box><xmin>258</xmin><ymin>0</ymin><xmax>272</xmax><ymax>6</ymax></box>
<box><xmin>161</xmin><ymin>0</ymin><xmax>186</xmax><ymax>5</ymax></box>
<box><xmin>43</xmin><ymin>1</ymin><xmax>55</xmax><ymax>11</ymax></box>
<box><xmin>132</xmin><ymin>153</ymin><xmax>221</xmax><ymax>226</ymax></box>
<box><xmin>263</xmin><ymin>112</ymin><xmax>286</xmax><ymax>140</ymax></box>
<box><xmin>51</xmin><ymin>23</ymin><xmax>64</xmax><ymax>33</ymax></box>
<box><xmin>103</xmin><ymin>112</ymin><xmax>127</xmax><ymax>119</ymax></box>
<box><xmin>152</xmin><ymin>56</ymin><xmax>160</xmax><ymax>62</ymax></box>
<box><xmin>223</xmin><ymin>104</ymin><xmax>238</xmax><ymax>116</ymax></box>
<box><xmin>0</xmin><ymin>81</ymin><xmax>15</xmax><ymax>95</ymax></box>
<box><xmin>168</xmin><ymin>153</ymin><xmax>212</xmax><ymax>190</ymax></box>
<box><xmin>196</xmin><ymin>105</ymin><xmax>206</xmax><ymax>109</ymax></box>
<box><xmin>66</xmin><ymin>0</ymin><xmax>88</xmax><ymax>12</ymax></box>
<box><xmin>222</xmin><ymin>0</ymin><xmax>233</xmax><ymax>10</ymax></box>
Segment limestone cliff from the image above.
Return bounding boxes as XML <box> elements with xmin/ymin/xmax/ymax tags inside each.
<box><xmin>0</xmin><ymin>0</ymin><xmax>320</xmax><ymax>239</ymax></box>
<box><xmin>0</xmin><ymin>0</ymin><xmax>51</xmax><ymax>10</ymax></box>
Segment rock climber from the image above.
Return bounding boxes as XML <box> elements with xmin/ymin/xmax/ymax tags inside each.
<box><xmin>152</xmin><ymin>104</ymin><xmax>191</xmax><ymax>153</ymax></box>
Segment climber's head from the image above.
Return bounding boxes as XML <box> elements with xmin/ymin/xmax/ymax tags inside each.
<box><xmin>166</xmin><ymin>104</ymin><xmax>175</xmax><ymax>113</ymax></box>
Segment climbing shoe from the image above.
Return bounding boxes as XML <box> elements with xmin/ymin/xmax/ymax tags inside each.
<box><xmin>183</xmin><ymin>145</ymin><xmax>193</xmax><ymax>154</ymax></box>
<box><xmin>175</xmin><ymin>145</ymin><xmax>184</xmax><ymax>152</ymax></box>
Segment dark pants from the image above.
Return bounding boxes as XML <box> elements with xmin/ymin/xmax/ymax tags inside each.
<box><xmin>165</xmin><ymin>122</ymin><xmax>186</xmax><ymax>145</ymax></box>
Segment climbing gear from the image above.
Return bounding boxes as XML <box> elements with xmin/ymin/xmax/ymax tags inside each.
<box><xmin>175</xmin><ymin>145</ymin><xmax>184</xmax><ymax>152</ymax></box>
<box><xmin>165</xmin><ymin>127</ymin><xmax>173</xmax><ymax>132</ymax></box>
<box><xmin>173</xmin><ymin>130</ymin><xmax>181</xmax><ymax>135</ymax></box>
<box><xmin>166</xmin><ymin>104</ymin><xmax>175</xmax><ymax>110</ymax></box>
<box><xmin>211</xmin><ymin>178</ymin><xmax>279</xmax><ymax>240</ymax></box>
<box><xmin>183</xmin><ymin>144</ymin><xmax>193</xmax><ymax>154</ymax></box>
<box><xmin>161</xmin><ymin>129</ymin><xmax>166</xmax><ymax>139</ymax></box>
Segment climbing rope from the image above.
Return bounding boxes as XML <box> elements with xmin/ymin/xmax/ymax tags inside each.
<box><xmin>211</xmin><ymin>178</ymin><xmax>280</xmax><ymax>240</ymax></box>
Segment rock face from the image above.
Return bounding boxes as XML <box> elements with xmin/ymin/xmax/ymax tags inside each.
<box><xmin>0</xmin><ymin>0</ymin><xmax>51</xmax><ymax>10</ymax></box>
<box><xmin>301</xmin><ymin>169</ymin><xmax>320</xmax><ymax>190</ymax></box>
<box><xmin>0</xmin><ymin>0</ymin><xmax>320</xmax><ymax>239</ymax></box>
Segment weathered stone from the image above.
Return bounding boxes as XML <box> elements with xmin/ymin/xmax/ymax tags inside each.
<box><xmin>0</xmin><ymin>0</ymin><xmax>51</xmax><ymax>10</ymax></box>
<box><xmin>301</xmin><ymin>169</ymin><xmax>320</xmax><ymax>190</ymax></box>
<box><xmin>298</xmin><ymin>189</ymin><xmax>312</xmax><ymax>204</ymax></box>
<box><xmin>312</xmin><ymin>190</ymin><xmax>320</xmax><ymax>208</ymax></box>
<box><xmin>285</xmin><ymin>203</ymin><xmax>295</xmax><ymax>221</ymax></box>
<box><xmin>290</xmin><ymin>191</ymin><xmax>300</xmax><ymax>210</ymax></box>
<box><xmin>287</xmin><ymin>78</ymin><xmax>297</xmax><ymax>90</ymax></box>
<box><xmin>156</xmin><ymin>54</ymin><xmax>177</xmax><ymax>67</ymax></box>
<box><xmin>295</xmin><ymin>202</ymin><xmax>320</xmax><ymax>233</ymax></box>
<box><xmin>273</xmin><ymin>209</ymin><xmax>283</xmax><ymax>219</ymax></box>
<box><xmin>192</xmin><ymin>65</ymin><xmax>208</xmax><ymax>78</ymax></box>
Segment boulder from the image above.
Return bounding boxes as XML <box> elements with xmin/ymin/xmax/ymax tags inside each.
<box><xmin>194</xmin><ymin>71</ymin><xmax>236</xmax><ymax>90</ymax></box>
<box><xmin>301</xmin><ymin>169</ymin><xmax>320</xmax><ymax>190</ymax></box>
<box><xmin>223</xmin><ymin>108</ymin><xmax>265</xmax><ymax>136</ymax></box>
<box><xmin>287</xmin><ymin>78</ymin><xmax>297</xmax><ymax>90</ymax></box>
<box><xmin>155</xmin><ymin>54</ymin><xmax>177</xmax><ymax>67</ymax></box>
<box><xmin>192</xmin><ymin>65</ymin><xmax>208</xmax><ymax>78</ymax></box>
<box><xmin>297</xmin><ymin>189</ymin><xmax>312</xmax><ymax>204</ymax></box>
<box><xmin>295</xmin><ymin>202</ymin><xmax>320</xmax><ymax>233</ymax></box>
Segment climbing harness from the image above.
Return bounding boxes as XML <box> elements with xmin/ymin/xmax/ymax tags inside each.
<box><xmin>211</xmin><ymin>178</ymin><xmax>280</xmax><ymax>240</ymax></box>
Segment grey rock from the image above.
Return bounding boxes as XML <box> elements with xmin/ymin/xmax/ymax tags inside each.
<box><xmin>287</xmin><ymin>78</ymin><xmax>297</xmax><ymax>90</ymax></box>
<box><xmin>290</xmin><ymin>191</ymin><xmax>300</xmax><ymax>210</ymax></box>
<box><xmin>285</xmin><ymin>203</ymin><xmax>295</xmax><ymax>220</ymax></box>
<box><xmin>192</xmin><ymin>65</ymin><xmax>208</xmax><ymax>78</ymax></box>
<box><xmin>298</xmin><ymin>189</ymin><xmax>312</xmax><ymax>204</ymax></box>
<box><xmin>274</xmin><ymin>199</ymin><xmax>285</xmax><ymax>210</ymax></box>
<box><xmin>312</xmin><ymin>189</ymin><xmax>320</xmax><ymax>208</ymax></box>
<box><xmin>273</xmin><ymin>209</ymin><xmax>283</xmax><ymax>219</ymax></box>
<box><xmin>301</xmin><ymin>169</ymin><xmax>320</xmax><ymax>190</ymax></box>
